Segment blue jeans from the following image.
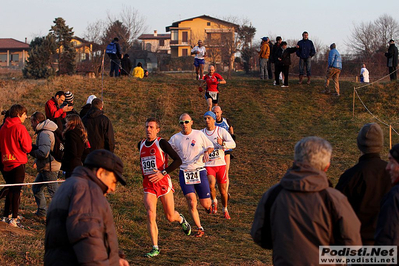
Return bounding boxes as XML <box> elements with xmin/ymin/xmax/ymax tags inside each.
<box><xmin>32</xmin><ymin>171</ymin><xmax>59</xmax><ymax>216</ymax></box>
<box><xmin>299</xmin><ymin>58</ymin><xmax>312</xmax><ymax>76</ymax></box>
<box><xmin>259</xmin><ymin>58</ymin><xmax>269</xmax><ymax>79</ymax></box>
<box><xmin>110</xmin><ymin>59</ymin><xmax>120</xmax><ymax>77</ymax></box>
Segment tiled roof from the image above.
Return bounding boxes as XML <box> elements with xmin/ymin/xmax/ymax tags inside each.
<box><xmin>0</xmin><ymin>38</ymin><xmax>30</xmax><ymax>49</ymax></box>
<box><xmin>138</xmin><ymin>34</ymin><xmax>170</xmax><ymax>40</ymax></box>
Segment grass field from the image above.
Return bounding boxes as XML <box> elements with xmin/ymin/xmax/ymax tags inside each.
<box><xmin>0</xmin><ymin>72</ymin><xmax>398</xmax><ymax>265</ymax></box>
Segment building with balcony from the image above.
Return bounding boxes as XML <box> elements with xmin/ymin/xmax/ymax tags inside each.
<box><xmin>138</xmin><ymin>30</ymin><xmax>171</xmax><ymax>54</ymax></box>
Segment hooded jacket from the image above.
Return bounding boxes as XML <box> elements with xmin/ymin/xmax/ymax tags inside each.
<box><xmin>31</xmin><ymin>119</ymin><xmax>61</xmax><ymax>172</ymax></box>
<box><xmin>251</xmin><ymin>163</ymin><xmax>362</xmax><ymax>266</ymax></box>
<box><xmin>0</xmin><ymin>117</ymin><xmax>32</xmax><ymax>171</ymax></box>
<box><xmin>44</xmin><ymin>166</ymin><xmax>120</xmax><ymax>265</ymax></box>
<box><xmin>82</xmin><ymin>107</ymin><xmax>115</xmax><ymax>152</ymax></box>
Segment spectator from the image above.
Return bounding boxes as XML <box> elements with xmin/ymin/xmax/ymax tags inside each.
<box><xmin>62</xmin><ymin>114</ymin><xmax>90</xmax><ymax>178</ymax></box>
<box><xmin>323</xmin><ymin>43</ymin><xmax>342</xmax><ymax>96</ymax></box>
<box><xmin>296</xmin><ymin>31</ymin><xmax>316</xmax><ymax>84</ymax></box>
<box><xmin>385</xmin><ymin>39</ymin><xmax>398</xmax><ymax>81</ymax></box>
<box><xmin>121</xmin><ymin>54</ymin><xmax>132</xmax><ymax>76</ymax></box>
<box><xmin>251</xmin><ymin>136</ymin><xmax>361</xmax><ymax>265</ymax></box>
<box><xmin>275</xmin><ymin>41</ymin><xmax>298</xmax><ymax>88</ymax></box>
<box><xmin>108</xmin><ymin>37</ymin><xmax>122</xmax><ymax>77</ymax></box>
<box><xmin>375</xmin><ymin>143</ymin><xmax>399</xmax><ymax>248</ymax></box>
<box><xmin>29</xmin><ymin>111</ymin><xmax>61</xmax><ymax>219</ymax></box>
<box><xmin>271</xmin><ymin>36</ymin><xmax>283</xmax><ymax>85</ymax></box>
<box><xmin>336</xmin><ymin>123</ymin><xmax>391</xmax><ymax>244</ymax></box>
<box><xmin>0</xmin><ymin>104</ymin><xmax>32</xmax><ymax>228</ymax></box>
<box><xmin>44</xmin><ymin>149</ymin><xmax>129</xmax><ymax>266</ymax></box>
<box><xmin>267</xmin><ymin>39</ymin><xmax>273</xmax><ymax>80</ymax></box>
<box><xmin>360</xmin><ymin>63</ymin><xmax>370</xmax><ymax>83</ymax></box>
<box><xmin>80</xmin><ymin>94</ymin><xmax>97</xmax><ymax>118</ymax></box>
<box><xmin>45</xmin><ymin>91</ymin><xmax>73</xmax><ymax>132</ymax></box>
<box><xmin>63</xmin><ymin>91</ymin><xmax>78</xmax><ymax>116</ymax></box>
<box><xmin>258</xmin><ymin>37</ymin><xmax>270</xmax><ymax>80</ymax></box>
<box><xmin>132</xmin><ymin>62</ymin><xmax>144</xmax><ymax>78</ymax></box>
<box><xmin>82</xmin><ymin>98</ymin><xmax>115</xmax><ymax>152</ymax></box>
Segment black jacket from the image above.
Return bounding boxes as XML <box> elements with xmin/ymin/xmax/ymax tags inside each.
<box><xmin>336</xmin><ymin>153</ymin><xmax>392</xmax><ymax>244</ymax></box>
<box><xmin>385</xmin><ymin>43</ymin><xmax>398</xmax><ymax>67</ymax></box>
<box><xmin>121</xmin><ymin>57</ymin><xmax>132</xmax><ymax>75</ymax></box>
<box><xmin>61</xmin><ymin>127</ymin><xmax>87</xmax><ymax>174</ymax></box>
<box><xmin>79</xmin><ymin>104</ymin><xmax>91</xmax><ymax>118</ymax></box>
<box><xmin>276</xmin><ymin>47</ymin><xmax>298</xmax><ymax>66</ymax></box>
<box><xmin>82</xmin><ymin>107</ymin><xmax>115</xmax><ymax>152</ymax></box>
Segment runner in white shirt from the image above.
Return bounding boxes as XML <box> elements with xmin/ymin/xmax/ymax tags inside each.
<box><xmin>191</xmin><ymin>40</ymin><xmax>206</xmax><ymax>80</ymax></box>
<box><xmin>360</xmin><ymin>63</ymin><xmax>370</xmax><ymax>83</ymax></box>
<box><xmin>201</xmin><ymin>111</ymin><xmax>236</xmax><ymax>219</ymax></box>
<box><xmin>169</xmin><ymin>113</ymin><xmax>213</xmax><ymax>237</ymax></box>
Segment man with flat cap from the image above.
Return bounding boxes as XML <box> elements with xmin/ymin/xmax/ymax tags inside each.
<box><xmin>44</xmin><ymin>149</ymin><xmax>129</xmax><ymax>266</ymax></box>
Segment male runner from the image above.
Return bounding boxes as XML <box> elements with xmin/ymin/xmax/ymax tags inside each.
<box><xmin>201</xmin><ymin>111</ymin><xmax>236</xmax><ymax>219</ymax></box>
<box><xmin>169</xmin><ymin>113</ymin><xmax>213</xmax><ymax>237</ymax></box>
<box><xmin>191</xmin><ymin>40</ymin><xmax>206</xmax><ymax>80</ymax></box>
<box><xmin>138</xmin><ymin>118</ymin><xmax>191</xmax><ymax>257</ymax></box>
<box><xmin>212</xmin><ymin>106</ymin><xmax>235</xmax><ymax>193</ymax></box>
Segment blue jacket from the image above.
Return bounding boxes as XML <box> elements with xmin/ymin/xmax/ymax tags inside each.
<box><xmin>328</xmin><ymin>49</ymin><xmax>342</xmax><ymax>70</ymax></box>
<box><xmin>296</xmin><ymin>39</ymin><xmax>316</xmax><ymax>59</ymax></box>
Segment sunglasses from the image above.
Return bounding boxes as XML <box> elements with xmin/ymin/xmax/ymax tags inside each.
<box><xmin>179</xmin><ymin>120</ymin><xmax>191</xmax><ymax>125</ymax></box>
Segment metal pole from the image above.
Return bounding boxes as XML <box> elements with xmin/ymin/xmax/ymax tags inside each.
<box><xmin>390</xmin><ymin>125</ymin><xmax>392</xmax><ymax>149</ymax></box>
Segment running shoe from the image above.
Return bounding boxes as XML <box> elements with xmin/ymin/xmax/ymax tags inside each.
<box><xmin>145</xmin><ymin>247</ymin><xmax>160</xmax><ymax>258</ymax></box>
<box><xmin>179</xmin><ymin>214</ymin><xmax>191</xmax><ymax>236</ymax></box>
<box><xmin>1</xmin><ymin>217</ymin><xmax>9</xmax><ymax>223</ymax></box>
<box><xmin>206</xmin><ymin>207</ymin><xmax>212</xmax><ymax>214</ymax></box>
<box><xmin>212</xmin><ymin>201</ymin><xmax>218</xmax><ymax>214</ymax></box>
<box><xmin>8</xmin><ymin>218</ymin><xmax>24</xmax><ymax>229</ymax></box>
<box><xmin>281</xmin><ymin>85</ymin><xmax>289</xmax><ymax>88</ymax></box>
<box><xmin>224</xmin><ymin>211</ymin><xmax>231</xmax><ymax>220</ymax></box>
<box><xmin>194</xmin><ymin>228</ymin><xmax>205</xmax><ymax>238</ymax></box>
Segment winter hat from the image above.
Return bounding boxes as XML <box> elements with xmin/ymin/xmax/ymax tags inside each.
<box><xmin>86</xmin><ymin>95</ymin><xmax>97</xmax><ymax>104</ymax></box>
<box><xmin>389</xmin><ymin>144</ymin><xmax>399</xmax><ymax>163</ymax></box>
<box><xmin>65</xmin><ymin>91</ymin><xmax>74</xmax><ymax>103</ymax></box>
<box><xmin>357</xmin><ymin>123</ymin><xmax>383</xmax><ymax>154</ymax></box>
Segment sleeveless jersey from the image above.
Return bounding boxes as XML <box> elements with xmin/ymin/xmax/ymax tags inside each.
<box><xmin>215</xmin><ymin>118</ymin><xmax>230</xmax><ymax>132</ymax></box>
<box><xmin>201</xmin><ymin>126</ymin><xmax>228</xmax><ymax>167</ymax></box>
<box><xmin>139</xmin><ymin>137</ymin><xmax>168</xmax><ymax>177</ymax></box>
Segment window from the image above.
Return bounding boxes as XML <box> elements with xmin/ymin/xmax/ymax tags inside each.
<box><xmin>182</xmin><ymin>32</ymin><xmax>188</xmax><ymax>43</ymax></box>
<box><xmin>146</xmin><ymin>43</ymin><xmax>152</xmax><ymax>51</ymax></box>
<box><xmin>11</xmin><ymin>54</ymin><xmax>19</xmax><ymax>62</ymax></box>
<box><xmin>171</xmin><ymin>30</ymin><xmax>178</xmax><ymax>41</ymax></box>
<box><xmin>207</xmin><ymin>22</ymin><xmax>211</xmax><ymax>26</ymax></box>
<box><xmin>0</xmin><ymin>54</ymin><xmax>6</xmax><ymax>62</ymax></box>
<box><xmin>159</xmin><ymin>39</ymin><xmax>165</xmax><ymax>46</ymax></box>
<box><xmin>182</xmin><ymin>49</ymin><xmax>188</xmax><ymax>56</ymax></box>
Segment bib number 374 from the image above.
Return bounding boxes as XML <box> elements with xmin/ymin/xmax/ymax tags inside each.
<box><xmin>184</xmin><ymin>170</ymin><xmax>201</xmax><ymax>185</ymax></box>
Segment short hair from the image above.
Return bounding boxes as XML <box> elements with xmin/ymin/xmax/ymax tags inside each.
<box><xmin>137</xmin><ymin>62</ymin><xmax>142</xmax><ymax>67</ymax></box>
<box><xmin>330</xmin><ymin>43</ymin><xmax>336</xmax><ymax>49</ymax></box>
<box><xmin>92</xmin><ymin>98</ymin><xmax>103</xmax><ymax>109</ymax></box>
<box><xmin>276</xmin><ymin>36</ymin><xmax>282</xmax><ymax>41</ymax></box>
<box><xmin>113</xmin><ymin>37</ymin><xmax>119</xmax><ymax>42</ymax></box>
<box><xmin>31</xmin><ymin>111</ymin><xmax>46</xmax><ymax>123</ymax></box>
<box><xmin>146</xmin><ymin>117</ymin><xmax>160</xmax><ymax>128</ymax></box>
<box><xmin>302</xmin><ymin>31</ymin><xmax>308</xmax><ymax>35</ymax></box>
<box><xmin>9</xmin><ymin>104</ymin><xmax>27</xmax><ymax>118</ymax></box>
<box><xmin>55</xmin><ymin>91</ymin><xmax>65</xmax><ymax>97</ymax></box>
<box><xmin>179</xmin><ymin>113</ymin><xmax>191</xmax><ymax>121</ymax></box>
<box><xmin>294</xmin><ymin>136</ymin><xmax>332</xmax><ymax>171</ymax></box>
<box><xmin>281</xmin><ymin>41</ymin><xmax>287</xmax><ymax>46</ymax></box>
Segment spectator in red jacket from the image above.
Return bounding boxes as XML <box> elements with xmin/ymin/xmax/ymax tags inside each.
<box><xmin>45</xmin><ymin>91</ymin><xmax>73</xmax><ymax>131</ymax></box>
<box><xmin>0</xmin><ymin>104</ymin><xmax>32</xmax><ymax>228</ymax></box>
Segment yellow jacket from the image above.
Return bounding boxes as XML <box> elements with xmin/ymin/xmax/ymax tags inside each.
<box><xmin>259</xmin><ymin>42</ymin><xmax>270</xmax><ymax>59</ymax></box>
<box><xmin>132</xmin><ymin>66</ymin><xmax>144</xmax><ymax>78</ymax></box>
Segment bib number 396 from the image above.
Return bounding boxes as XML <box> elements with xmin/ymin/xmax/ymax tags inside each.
<box><xmin>142</xmin><ymin>156</ymin><xmax>156</xmax><ymax>175</ymax></box>
<box><xmin>184</xmin><ymin>170</ymin><xmax>201</xmax><ymax>185</ymax></box>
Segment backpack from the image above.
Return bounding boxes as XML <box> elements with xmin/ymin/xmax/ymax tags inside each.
<box><xmin>106</xmin><ymin>42</ymin><xmax>117</xmax><ymax>55</ymax></box>
<box><xmin>38</xmin><ymin>129</ymin><xmax>64</xmax><ymax>162</ymax></box>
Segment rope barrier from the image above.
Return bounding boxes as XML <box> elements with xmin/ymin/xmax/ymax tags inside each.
<box><xmin>0</xmin><ymin>180</ymin><xmax>65</xmax><ymax>187</ymax></box>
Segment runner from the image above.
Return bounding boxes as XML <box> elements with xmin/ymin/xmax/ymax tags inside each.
<box><xmin>203</xmin><ymin>65</ymin><xmax>226</xmax><ymax>111</ymax></box>
<box><xmin>201</xmin><ymin>111</ymin><xmax>236</xmax><ymax>219</ymax></box>
<box><xmin>169</xmin><ymin>113</ymin><xmax>213</xmax><ymax>237</ymax></box>
<box><xmin>138</xmin><ymin>118</ymin><xmax>191</xmax><ymax>257</ymax></box>
<box><xmin>191</xmin><ymin>40</ymin><xmax>206</xmax><ymax>80</ymax></box>
<box><xmin>212</xmin><ymin>106</ymin><xmax>235</xmax><ymax>194</ymax></box>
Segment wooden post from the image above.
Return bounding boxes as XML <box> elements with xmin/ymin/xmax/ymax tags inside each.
<box><xmin>353</xmin><ymin>88</ymin><xmax>355</xmax><ymax>119</ymax></box>
<box><xmin>390</xmin><ymin>125</ymin><xmax>392</xmax><ymax>149</ymax></box>
<box><xmin>101</xmin><ymin>50</ymin><xmax>105</xmax><ymax>101</ymax></box>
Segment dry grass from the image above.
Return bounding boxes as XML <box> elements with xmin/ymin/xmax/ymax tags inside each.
<box><xmin>0</xmin><ymin>73</ymin><xmax>398</xmax><ymax>265</ymax></box>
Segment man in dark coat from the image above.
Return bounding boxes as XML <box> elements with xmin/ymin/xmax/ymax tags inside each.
<box><xmin>385</xmin><ymin>39</ymin><xmax>398</xmax><ymax>81</ymax></box>
<box><xmin>336</xmin><ymin>123</ymin><xmax>392</xmax><ymax>244</ymax></box>
<box><xmin>108</xmin><ymin>37</ymin><xmax>122</xmax><ymax>77</ymax></box>
<box><xmin>82</xmin><ymin>98</ymin><xmax>115</xmax><ymax>152</ymax></box>
<box><xmin>120</xmin><ymin>54</ymin><xmax>132</xmax><ymax>76</ymax></box>
<box><xmin>44</xmin><ymin>149</ymin><xmax>129</xmax><ymax>265</ymax></box>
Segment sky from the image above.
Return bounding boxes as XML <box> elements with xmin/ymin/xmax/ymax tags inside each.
<box><xmin>1</xmin><ymin>0</ymin><xmax>398</xmax><ymax>54</ymax></box>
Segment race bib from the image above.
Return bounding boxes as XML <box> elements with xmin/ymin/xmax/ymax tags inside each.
<box><xmin>141</xmin><ymin>156</ymin><xmax>157</xmax><ymax>175</ymax></box>
<box><xmin>209</xmin><ymin>91</ymin><xmax>218</xmax><ymax>100</ymax></box>
<box><xmin>184</xmin><ymin>170</ymin><xmax>201</xmax><ymax>185</ymax></box>
<box><xmin>209</xmin><ymin>149</ymin><xmax>220</xmax><ymax>160</ymax></box>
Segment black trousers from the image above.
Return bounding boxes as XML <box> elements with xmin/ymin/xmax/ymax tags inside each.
<box><xmin>389</xmin><ymin>66</ymin><xmax>397</xmax><ymax>81</ymax></box>
<box><xmin>2</xmin><ymin>164</ymin><xmax>25</xmax><ymax>218</ymax></box>
<box><xmin>275</xmin><ymin>65</ymin><xmax>290</xmax><ymax>86</ymax></box>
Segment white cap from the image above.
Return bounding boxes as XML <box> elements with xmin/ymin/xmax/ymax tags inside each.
<box><xmin>86</xmin><ymin>95</ymin><xmax>97</xmax><ymax>104</ymax></box>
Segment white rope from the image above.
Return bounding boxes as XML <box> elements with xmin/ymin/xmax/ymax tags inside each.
<box><xmin>0</xmin><ymin>180</ymin><xmax>65</xmax><ymax>187</ymax></box>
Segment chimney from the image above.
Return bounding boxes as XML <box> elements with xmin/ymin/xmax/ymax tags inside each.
<box><xmin>154</xmin><ymin>30</ymin><xmax>157</xmax><ymax>37</ymax></box>
<box><xmin>25</xmin><ymin>37</ymin><xmax>27</xmax><ymax>43</ymax></box>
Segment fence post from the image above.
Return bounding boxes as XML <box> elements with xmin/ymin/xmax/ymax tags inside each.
<box><xmin>353</xmin><ymin>88</ymin><xmax>355</xmax><ymax>119</ymax></box>
<box><xmin>390</xmin><ymin>125</ymin><xmax>392</xmax><ymax>149</ymax></box>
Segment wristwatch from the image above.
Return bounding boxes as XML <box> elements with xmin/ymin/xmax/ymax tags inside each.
<box><xmin>161</xmin><ymin>170</ymin><xmax>167</xmax><ymax>176</ymax></box>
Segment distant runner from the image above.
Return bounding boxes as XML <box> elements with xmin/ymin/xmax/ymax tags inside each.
<box><xmin>202</xmin><ymin>65</ymin><xmax>226</xmax><ymax>111</ymax></box>
<box><xmin>169</xmin><ymin>113</ymin><xmax>213</xmax><ymax>237</ymax></box>
<box><xmin>191</xmin><ymin>40</ymin><xmax>206</xmax><ymax>80</ymax></box>
<box><xmin>138</xmin><ymin>118</ymin><xmax>191</xmax><ymax>257</ymax></box>
<box><xmin>201</xmin><ymin>111</ymin><xmax>236</xmax><ymax>219</ymax></box>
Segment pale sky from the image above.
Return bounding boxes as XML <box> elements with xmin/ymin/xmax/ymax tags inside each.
<box><xmin>1</xmin><ymin>0</ymin><xmax>398</xmax><ymax>53</ymax></box>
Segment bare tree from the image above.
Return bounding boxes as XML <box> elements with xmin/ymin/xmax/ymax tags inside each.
<box><xmin>83</xmin><ymin>20</ymin><xmax>105</xmax><ymax>44</ymax></box>
<box><xmin>375</xmin><ymin>14</ymin><xmax>399</xmax><ymax>48</ymax></box>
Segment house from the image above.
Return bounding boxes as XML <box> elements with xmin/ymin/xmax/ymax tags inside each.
<box><xmin>138</xmin><ymin>30</ymin><xmax>171</xmax><ymax>54</ymax></box>
<box><xmin>165</xmin><ymin>15</ymin><xmax>238</xmax><ymax>66</ymax></box>
<box><xmin>0</xmin><ymin>38</ymin><xmax>30</xmax><ymax>68</ymax></box>
<box><xmin>71</xmin><ymin>37</ymin><xmax>94</xmax><ymax>62</ymax></box>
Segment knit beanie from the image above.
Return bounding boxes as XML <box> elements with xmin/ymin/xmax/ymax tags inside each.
<box><xmin>357</xmin><ymin>123</ymin><xmax>383</xmax><ymax>154</ymax></box>
<box><xmin>65</xmin><ymin>91</ymin><xmax>74</xmax><ymax>104</ymax></box>
<box><xmin>389</xmin><ymin>143</ymin><xmax>399</xmax><ymax>163</ymax></box>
